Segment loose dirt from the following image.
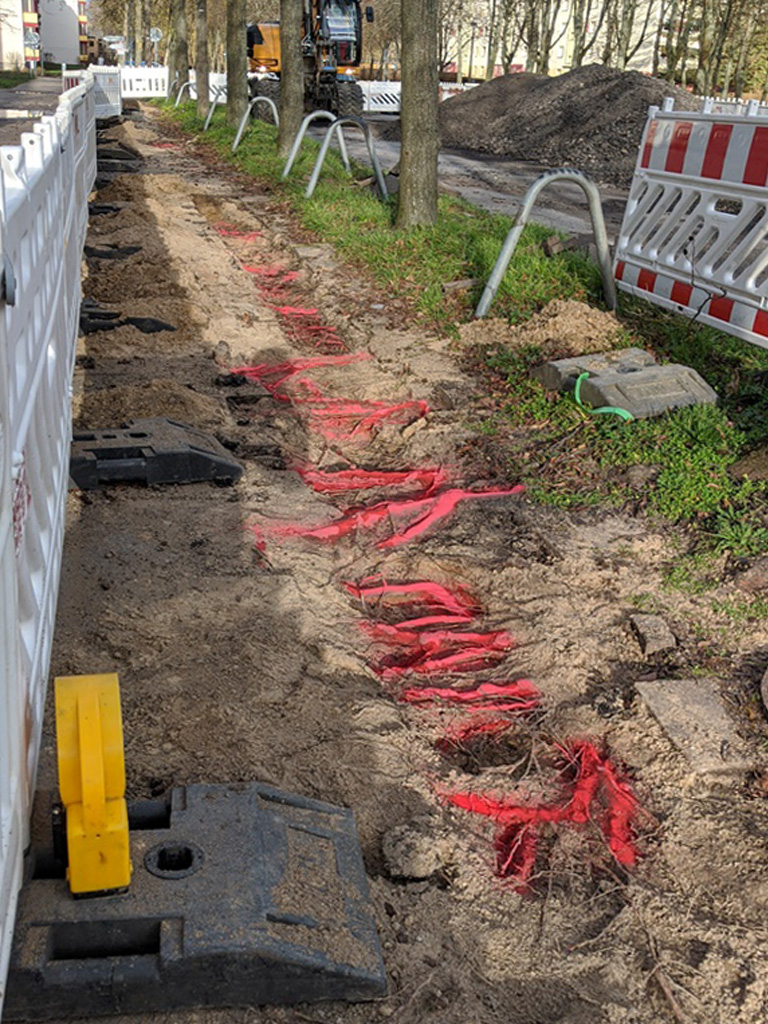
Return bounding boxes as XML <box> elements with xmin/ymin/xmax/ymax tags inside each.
<box><xmin>438</xmin><ymin>65</ymin><xmax>699</xmax><ymax>187</ymax></box>
<box><xmin>36</xmin><ymin>108</ymin><xmax>768</xmax><ymax>1024</ymax></box>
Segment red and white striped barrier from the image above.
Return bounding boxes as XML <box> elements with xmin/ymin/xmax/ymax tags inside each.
<box><xmin>0</xmin><ymin>73</ymin><xmax>96</xmax><ymax>1014</ymax></box>
<box><xmin>615</xmin><ymin>100</ymin><xmax>768</xmax><ymax>348</ymax></box>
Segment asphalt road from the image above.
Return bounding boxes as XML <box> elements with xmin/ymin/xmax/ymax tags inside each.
<box><xmin>320</xmin><ymin>114</ymin><xmax>630</xmax><ymax>241</ymax></box>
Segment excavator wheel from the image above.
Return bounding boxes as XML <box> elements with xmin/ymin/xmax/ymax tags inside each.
<box><xmin>254</xmin><ymin>77</ymin><xmax>281</xmax><ymax>123</ymax></box>
<box><xmin>337</xmin><ymin>81</ymin><xmax>364</xmax><ymax>119</ymax></box>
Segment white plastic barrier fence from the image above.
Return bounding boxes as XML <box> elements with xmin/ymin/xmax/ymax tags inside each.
<box><xmin>185</xmin><ymin>69</ymin><xmax>228</xmax><ymax>103</ymax></box>
<box><xmin>359</xmin><ymin>81</ymin><xmax>401</xmax><ymax>113</ymax></box>
<box><xmin>0</xmin><ymin>72</ymin><xmax>96</xmax><ymax>1014</ymax></box>
<box><xmin>120</xmin><ymin>65</ymin><xmax>170</xmax><ymax>100</ymax></box>
<box><xmin>615</xmin><ymin>99</ymin><xmax>768</xmax><ymax>349</ymax></box>
<box><xmin>90</xmin><ymin>65</ymin><xmax>121</xmax><ymax>119</ymax></box>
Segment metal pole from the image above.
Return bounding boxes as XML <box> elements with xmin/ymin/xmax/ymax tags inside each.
<box><xmin>305</xmin><ymin>117</ymin><xmax>388</xmax><ymax>200</ymax></box>
<box><xmin>281</xmin><ymin>111</ymin><xmax>350</xmax><ymax>177</ymax></box>
<box><xmin>474</xmin><ymin>168</ymin><xmax>617</xmax><ymax>318</ymax></box>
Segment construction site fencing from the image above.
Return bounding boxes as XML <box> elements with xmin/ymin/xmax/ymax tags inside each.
<box><xmin>615</xmin><ymin>100</ymin><xmax>768</xmax><ymax>349</ymax></box>
<box><xmin>0</xmin><ymin>72</ymin><xmax>96</xmax><ymax>1014</ymax></box>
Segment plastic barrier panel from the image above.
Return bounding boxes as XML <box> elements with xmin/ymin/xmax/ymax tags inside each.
<box><xmin>186</xmin><ymin>69</ymin><xmax>228</xmax><ymax>102</ymax></box>
<box><xmin>0</xmin><ymin>72</ymin><xmax>96</xmax><ymax>1014</ymax></box>
<box><xmin>90</xmin><ymin>66</ymin><xmax>121</xmax><ymax>119</ymax></box>
<box><xmin>359</xmin><ymin>81</ymin><xmax>401</xmax><ymax>113</ymax></box>
<box><xmin>615</xmin><ymin>101</ymin><xmax>768</xmax><ymax>349</ymax></box>
<box><xmin>120</xmin><ymin>66</ymin><xmax>169</xmax><ymax>100</ymax></box>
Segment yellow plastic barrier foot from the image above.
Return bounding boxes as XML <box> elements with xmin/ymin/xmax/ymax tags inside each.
<box><xmin>55</xmin><ymin>673</ymin><xmax>132</xmax><ymax>896</ymax></box>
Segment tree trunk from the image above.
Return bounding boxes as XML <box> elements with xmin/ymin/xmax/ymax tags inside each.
<box><xmin>196</xmin><ymin>0</ymin><xmax>210</xmax><ymax>118</ymax></box>
<box><xmin>396</xmin><ymin>0</ymin><xmax>439</xmax><ymax>229</ymax></box>
<box><xmin>456</xmin><ymin>7</ymin><xmax>464</xmax><ymax>84</ymax></box>
<box><xmin>277</xmin><ymin>0</ymin><xmax>304</xmax><ymax>157</ymax></box>
<box><xmin>169</xmin><ymin>0</ymin><xmax>189</xmax><ymax>86</ymax></box>
<box><xmin>485</xmin><ymin>0</ymin><xmax>498</xmax><ymax>79</ymax></box>
<box><xmin>225</xmin><ymin>0</ymin><xmax>247</xmax><ymax>126</ymax></box>
<box><xmin>140</xmin><ymin>0</ymin><xmax>151</xmax><ymax>63</ymax></box>
<box><xmin>125</xmin><ymin>0</ymin><xmax>136</xmax><ymax>64</ymax></box>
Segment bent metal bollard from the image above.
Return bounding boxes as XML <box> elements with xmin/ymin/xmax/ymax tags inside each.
<box><xmin>475</xmin><ymin>168</ymin><xmax>617</xmax><ymax>318</ymax></box>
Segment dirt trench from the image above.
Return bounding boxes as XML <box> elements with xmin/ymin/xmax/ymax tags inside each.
<box><xmin>36</xmin><ymin>108</ymin><xmax>768</xmax><ymax>1024</ymax></box>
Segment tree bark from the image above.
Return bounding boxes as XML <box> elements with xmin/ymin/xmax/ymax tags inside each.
<box><xmin>277</xmin><ymin>0</ymin><xmax>304</xmax><ymax>157</ymax></box>
<box><xmin>125</xmin><ymin>0</ymin><xmax>136</xmax><ymax>63</ymax></box>
<box><xmin>169</xmin><ymin>0</ymin><xmax>189</xmax><ymax>86</ymax></box>
<box><xmin>396</xmin><ymin>0</ymin><xmax>439</xmax><ymax>229</ymax></box>
<box><xmin>196</xmin><ymin>0</ymin><xmax>210</xmax><ymax>118</ymax></box>
<box><xmin>225</xmin><ymin>0</ymin><xmax>247</xmax><ymax>126</ymax></box>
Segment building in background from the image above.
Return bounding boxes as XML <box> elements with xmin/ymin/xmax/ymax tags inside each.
<box><xmin>0</xmin><ymin>0</ymin><xmax>43</xmax><ymax>71</ymax></box>
<box><xmin>38</xmin><ymin>0</ymin><xmax>87</xmax><ymax>66</ymax></box>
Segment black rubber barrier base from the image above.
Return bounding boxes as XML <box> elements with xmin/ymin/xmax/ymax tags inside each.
<box><xmin>5</xmin><ymin>784</ymin><xmax>386</xmax><ymax>1019</ymax></box>
<box><xmin>69</xmin><ymin>418</ymin><xmax>243</xmax><ymax>489</ymax></box>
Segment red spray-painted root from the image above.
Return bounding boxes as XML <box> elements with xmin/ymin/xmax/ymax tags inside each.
<box><xmin>399</xmin><ymin>679</ymin><xmax>539</xmax><ymax>709</ymax></box>
<box><xmin>273</xmin><ymin>486</ymin><xmax>524</xmax><ymax>549</ymax></box>
<box><xmin>295</xmin><ymin>465</ymin><xmax>448</xmax><ymax>496</ymax></box>
<box><xmin>302</xmin><ymin>399</ymin><xmax>429</xmax><ymax>441</ymax></box>
<box><xmin>213</xmin><ymin>223</ymin><xmax>263</xmax><ymax>242</ymax></box>
<box><xmin>232</xmin><ymin>353</ymin><xmax>369</xmax><ymax>395</ymax></box>
<box><xmin>440</xmin><ymin>741</ymin><xmax>643</xmax><ymax>886</ymax></box>
<box><xmin>364</xmin><ymin>625</ymin><xmax>514</xmax><ymax>679</ymax></box>
<box><xmin>343</xmin><ymin>579</ymin><xmax>480</xmax><ymax>617</ymax></box>
<box><xmin>495</xmin><ymin>823</ymin><xmax>539</xmax><ymax>890</ymax></box>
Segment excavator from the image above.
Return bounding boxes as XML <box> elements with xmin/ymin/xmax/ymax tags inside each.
<box><xmin>247</xmin><ymin>0</ymin><xmax>373</xmax><ymax>120</ymax></box>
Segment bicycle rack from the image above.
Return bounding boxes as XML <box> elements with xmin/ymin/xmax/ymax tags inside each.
<box><xmin>174</xmin><ymin>80</ymin><xmax>193</xmax><ymax>108</ymax></box>
<box><xmin>281</xmin><ymin>111</ymin><xmax>350</xmax><ymax>178</ymax></box>
<box><xmin>203</xmin><ymin>85</ymin><xmax>227</xmax><ymax>132</ymax></box>
<box><xmin>474</xmin><ymin>168</ymin><xmax>617</xmax><ymax>318</ymax></box>
<box><xmin>306</xmin><ymin>117</ymin><xmax>388</xmax><ymax>200</ymax></box>
<box><xmin>232</xmin><ymin>96</ymin><xmax>280</xmax><ymax>152</ymax></box>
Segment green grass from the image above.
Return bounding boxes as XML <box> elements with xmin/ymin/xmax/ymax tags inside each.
<box><xmin>0</xmin><ymin>71</ymin><xmax>32</xmax><ymax>89</ymax></box>
<box><xmin>162</xmin><ymin>100</ymin><xmax>768</xmax><ymax>570</ymax></box>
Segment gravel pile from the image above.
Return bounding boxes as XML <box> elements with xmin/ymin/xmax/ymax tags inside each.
<box><xmin>438</xmin><ymin>64</ymin><xmax>699</xmax><ymax>186</ymax></box>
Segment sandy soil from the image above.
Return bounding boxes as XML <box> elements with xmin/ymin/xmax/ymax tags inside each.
<box><xmin>33</xmin><ymin>109</ymin><xmax>768</xmax><ymax>1024</ymax></box>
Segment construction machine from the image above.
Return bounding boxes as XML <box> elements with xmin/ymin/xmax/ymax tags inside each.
<box><xmin>247</xmin><ymin>0</ymin><xmax>373</xmax><ymax>120</ymax></box>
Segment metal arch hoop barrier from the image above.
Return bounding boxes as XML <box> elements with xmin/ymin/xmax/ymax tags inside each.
<box><xmin>174</xmin><ymin>79</ymin><xmax>192</xmax><ymax>107</ymax></box>
<box><xmin>281</xmin><ymin>110</ymin><xmax>350</xmax><ymax>178</ymax></box>
<box><xmin>474</xmin><ymin>168</ymin><xmax>617</xmax><ymax>318</ymax></box>
<box><xmin>306</xmin><ymin>117</ymin><xmax>388</xmax><ymax>200</ymax></box>
<box><xmin>203</xmin><ymin>85</ymin><xmax>227</xmax><ymax>132</ymax></box>
<box><xmin>232</xmin><ymin>96</ymin><xmax>280</xmax><ymax>153</ymax></box>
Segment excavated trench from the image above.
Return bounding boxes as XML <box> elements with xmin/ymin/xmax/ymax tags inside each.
<box><xmin>32</xmin><ymin>107</ymin><xmax>768</xmax><ymax>1024</ymax></box>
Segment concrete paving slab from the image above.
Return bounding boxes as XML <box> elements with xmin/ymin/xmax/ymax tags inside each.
<box><xmin>577</xmin><ymin>364</ymin><xmax>718</xmax><ymax>418</ymax></box>
<box><xmin>532</xmin><ymin>346</ymin><xmax>655</xmax><ymax>392</ymax></box>
<box><xmin>636</xmin><ymin>678</ymin><xmax>753</xmax><ymax>778</ymax></box>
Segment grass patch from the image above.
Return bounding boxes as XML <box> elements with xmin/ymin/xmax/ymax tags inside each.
<box><xmin>0</xmin><ymin>71</ymin><xmax>32</xmax><ymax>90</ymax></box>
<box><xmin>161</xmin><ymin>100</ymin><xmax>768</xmax><ymax>570</ymax></box>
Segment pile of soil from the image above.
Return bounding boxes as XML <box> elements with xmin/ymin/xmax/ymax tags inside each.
<box><xmin>459</xmin><ymin>298</ymin><xmax>626</xmax><ymax>359</ymax></box>
<box><xmin>439</xmin><ymin>64</ymin><xmax>699</xmax><ymax>186</ymax></box>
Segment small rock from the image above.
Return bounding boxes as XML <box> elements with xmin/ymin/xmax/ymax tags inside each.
<box><xmin>625</xmin><ymin>464</ymin><xmax>661</xmax><ymax>490</ymax></box>
<box><xmin>381</xmin><ymin>818</ymin><xmax>451</xmax><ymax>880</ymax></box>
<box><xmin>630</xmin><ymin>613</ymin><xmax>676</xmax><ymax>656</ymax></box>
<box><xmin>760</xmin><ymin>668</ymin><xmax>768</xmax><ymax>715</ymax></box>
<box><xmin>735</xmin><ymin>556</ymin><xmax>768</xmax><ymax>594</ymax></box>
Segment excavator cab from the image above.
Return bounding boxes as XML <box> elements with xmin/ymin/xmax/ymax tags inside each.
<box><xmin>320</xmin><ymin>0</ymin><xmax>361</xmax><ymax>65</ymax></box>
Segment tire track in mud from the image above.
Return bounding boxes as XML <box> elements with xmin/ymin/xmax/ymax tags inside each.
<box><xmin>42</xmin><ymin>108</ymin><xmax>768</xmax><ymax>1024</ymax></box>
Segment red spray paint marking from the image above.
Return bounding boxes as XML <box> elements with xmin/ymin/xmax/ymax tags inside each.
<box><xmin>399</xmin><ymin>679</ymin><xmax>539</xmax><ymax>709</ymax></box>
<box><xmin>275</xmin><ymin>486</ymin><xmax>524</xmax><ymax>549</ymax></box>
<box><xmin>271</xmin><ymin>305</ymin><xmax>319</xmax><ymax>317</ymax></box>
<box><xmin>343</xmin><ymin>580</ymin><xmax>480</xmax><ymax>617</ymax></box>
<box><xmin>301</xmin><ymin>399</ymin><xmax>429</xmax><ymax>441</ymax></box>
<box><xmin>243</xmin><ymin>266</ymin><xmax>300</xmax><ymax>286</ymax></box>
<box><xmin>232</xmin><ymin>353</ymin><xmax>369</xmax><ymax>395</ymax></box>
<box><xmin>495</xmin><ymin>823</ymin><xmax>539</xmax><ymax>889</ymax></box>
<box><xmin>213</xmin><ymin>223</ymin><xmax>264</xmax><ymax>242</ymax></box>
<box><xmin>296</xmin><ymin>465</ymin><xmax>449</xmax><ymax>496</ymax></box>
<box><xmin>436</xmin><ymin>716</ymin><xmax>520</xmax><ymax>753</ymax></box>
<box><xmin>393</xmin><ymin>613</ymin><xmax>474</xmax><ymax>628</ymax></box>
<box><xmin>362</xmin><ymin>625</ymin><xmax>514</xmax><ymax>678</ymax></box>
<box><xmin>440</xmin><ymin>741</ymin><xmax>642</xmax><ymax>887</ymax></box>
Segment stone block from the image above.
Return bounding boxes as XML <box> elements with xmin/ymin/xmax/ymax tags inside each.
<box><xmin>630</xmin><ymin>614</ymin><xmax>677</xmax><ymax>656</ymax></box>
<box><xmin>577</xmin><ymin>364</ymin><xmax>718</xmax><ymax>419</ymax></box>
<box><xmin>532</xmin><ymin>346</ymin><xmax>655</xmax><ymax>392</ymax></box>
<box><xmin>636</xmin><ymin>678</ymin><xmax>753</xmax><ymax>778</ymax></box>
